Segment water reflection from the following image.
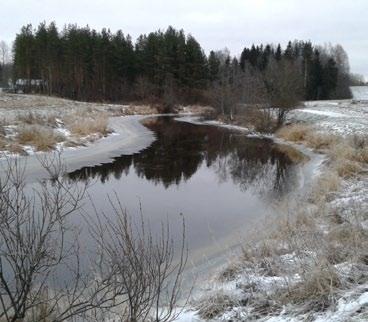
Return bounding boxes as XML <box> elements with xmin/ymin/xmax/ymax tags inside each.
<box><xmin>68</xmin><ymin>117</ymin><xmax>298</xmax><ymax>198</ymax></box>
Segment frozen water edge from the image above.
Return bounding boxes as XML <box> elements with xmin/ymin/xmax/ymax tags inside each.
<box><xmin>0</xmin><ymin>115</ymin><xmax>157</xmax><ymax>183</ymax></box>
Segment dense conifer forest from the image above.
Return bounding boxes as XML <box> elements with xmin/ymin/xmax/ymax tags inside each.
<box><xmin>12</xmin><ymin>23</ymin><xmax>352</xmax><ymax>109</ymax></box>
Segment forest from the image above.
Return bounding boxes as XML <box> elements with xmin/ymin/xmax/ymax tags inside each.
<box><xmin>12</xmin><ymin>23</ymin><xmax>352</xmax><ymax>114</ymax></box>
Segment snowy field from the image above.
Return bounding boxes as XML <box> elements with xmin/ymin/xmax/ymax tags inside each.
<box><xmin>289</xmin><ymin>86</ymin><xmax>368</xmax><ymax>136</ymax></box>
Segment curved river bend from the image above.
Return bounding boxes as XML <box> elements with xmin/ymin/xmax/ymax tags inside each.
<box><xmin>67</xmin><ymin>116</ymin><xmax>302</xmax><ymax>261</ymax></box>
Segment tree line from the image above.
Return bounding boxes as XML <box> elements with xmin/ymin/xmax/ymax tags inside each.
<box><xmin>12</xmin><ymin>23</ymin><xmax>352</xmax><ymax>110</ymax></box>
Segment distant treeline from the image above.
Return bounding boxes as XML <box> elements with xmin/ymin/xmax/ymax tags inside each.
<box><xmin>13</xmin><ymin>23</ymin><xmax>352</xmax><ymax>106</ymax></box>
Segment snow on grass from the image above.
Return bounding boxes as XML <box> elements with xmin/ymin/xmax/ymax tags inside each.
<box><xmin>313</xmin><ymin>286</ymin><xmax>368</xmax><ymax>322</ymax></box>
<box><xmin>190</xmin><ymin>95</ymin><xmax>368</xmax><ymax>321</ymax></box>
<box><xmin>295</xmin><ymin>109</ymin><xmax>348</xmax><ymax>118</ymax></box>
<box><xmin>289</xmin><ymin>99</ymin><xmax>368</xmax><ymax>137</ymax></box>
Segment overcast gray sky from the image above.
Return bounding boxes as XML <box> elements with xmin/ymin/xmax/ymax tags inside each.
<box><xmin>1</xmin><ymin>0</ymin><xmax>367</xmax><ymax>77</ymax></box>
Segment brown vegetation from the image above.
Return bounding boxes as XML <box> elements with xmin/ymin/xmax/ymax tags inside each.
<box><xmin>197</xmin><ymin>128</ymin><xmax>368</xmax><ymax>320</ymax></box>
<box><xmin>17</xmin><ymin>125</ymin><xmax>65</xmax><ymax>151</ymax></box>
<box><xmin>66</xmin><ymin>113</ymin><xmax>109</xmax><ymax>137</ymax></box>
<box><xmin>277</xmin><ymin>124</ymin><xmax>367</xmax><ymax>177</ymax></box>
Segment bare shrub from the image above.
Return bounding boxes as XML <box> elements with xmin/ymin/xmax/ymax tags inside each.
<box><xmin>17</xmin><ymin>125</ymin><xmax>65</xmax><ymax>151</ymax></box>
<box><xmin>0</xmin><ymin>156</ymin><xmax>190</xmax><ymax>322</ymax></box>
<box><xmin>89</xmin><ymin>197</ymin><xmax>189</xmax><ymax>322</ymax></box>
<box><xmin>0</xmin><ymin>156</ymin><xmax>90</xmax><ymax>321</ymax></box>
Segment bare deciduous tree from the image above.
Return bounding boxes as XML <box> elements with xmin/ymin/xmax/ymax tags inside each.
<box><xmin>264</xmin><ymin>58</ymin><xmax>303</xmax><ymax>126</ymax></box>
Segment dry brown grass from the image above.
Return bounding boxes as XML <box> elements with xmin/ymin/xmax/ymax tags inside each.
<box><xmin>334</xmin><ymin>160</ymin><xmax>362</xmax><ymax>178</ymax></box>
<box><xmin>276</xmin><ymin>124</ymin><xmax>311</xmax><ymax>142</ymax></box>
<box><xmin>0</xmin><ymin>136</ymin><xmax>7</xmax><ymax>150</ymax></box>
<box><xmin>201</xmin><ymin>195</ymin><xmax>368</xmax><ymax>318</ymax></box>
<box><xmin>278</xmin><ymin>124</ymin><xmax>368</xmax><ymax>179</ymax></box>
<box><xmin>277</xmin><ymin>124</ymin><xmax>338</xmax><ymax>150</ymax></box>
<box><xmin>18</xmin><ymin>112</ymin><xmax>57</xmax><ymax>127</ymax></box>
<box><xmin>275</xmin><ymin>144</ymin><xmax>308</xmax><ymax>163</ymax></box>
<box><xmin>281</xmin><ymin>263</ymin><xmax>342</xmax><ymax>312</ymax></box>
<box><xmin>197</xmin><ymin>293</ymin><xmax>238</xmax><ymax>320</ymax></box>
<box><xmin>17</xmin><ymin>125</ymin><xmax>65</xmax><ymax>151</ymax></box>
<box><xmin>198</xmin><ymin>125</ymin><xmax>368</xmax><ymax>319</ymax></box>
<box><xmin>310</xmin><ymin>171</ymin><xmax>341</xmax><ymax>204</ymax></box>
<box><xmin>306</xmin><ymin>134</ymin><xmax>338</xmax><ymax>150</ymax></box>
<box><xmin>65</xmin><ymin>113</ymin><xmax>109</xmax><ymax>137</ymax></box>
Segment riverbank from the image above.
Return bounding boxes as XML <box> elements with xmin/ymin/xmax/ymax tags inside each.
<box><xmin>0</xmin><ymin>93</ymin><xmax>212</xmax><ymax>181</ymax></box>
<box><xmin>178</xmin><ymin>96</ymin><xmax>368</xmax><ymax>321</ymax></box>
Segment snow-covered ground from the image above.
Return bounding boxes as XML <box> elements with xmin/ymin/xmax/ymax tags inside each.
<box><xmin>176</xmin><ymin>88</ymin><xmax>368</xmax><ymax>322</ymax></box>
<box><xmin>289</xmin><ymin>87</ymin><xmax>368</xmax><ymax>136</ymax></box>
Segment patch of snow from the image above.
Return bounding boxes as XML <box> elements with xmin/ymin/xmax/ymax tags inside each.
<box><xmin>296</xmin><ymin>109</ymin><xmax>347</xmax><ymax>118</ymax></box>
<box><xmin>314</xmin><ymin>287</ymin><xmax>368</xmax><ymax>322</ymax></box>
<box><xmin>22</xmin><ymin>145</ymin><xmax>35</xmax><ymax>155</ymax></box>
<box><xmin>289</xmin><ymin>99</ymin><xmax>368</xmax><ymax>137</ymax></box>
<box><xmin>56</xmin><ymin>127</ymin><xmax>71</xmax><ymax>137</ymax></box>
<box><xmin>175</xmin><ymin>310</ymin><xmax>202</xmax><ymax>322</ymax></box>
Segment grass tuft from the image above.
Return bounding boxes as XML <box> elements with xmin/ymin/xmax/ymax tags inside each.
<box><xmin>17</xmin><ymin>125</ymin><xmax>65</xmax><ymax>151</ymax></box>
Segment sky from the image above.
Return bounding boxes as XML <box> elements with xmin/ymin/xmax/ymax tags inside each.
<box><xmin>1</xmin><ymin>0</ymin><xmax>367</xmax><ymax>78</ymax></box>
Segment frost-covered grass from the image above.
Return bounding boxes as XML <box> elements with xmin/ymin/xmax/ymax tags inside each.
<box><xmin>17</xmin><ymin>125</ymin><xmax>65</xmax><ymax>151</ymax></box>
<box><xmin>288</xmin><ymin>89</ymin><xmax>368</xmax><ymax>137</ymax></box>
<box><xmin>0</xmin><ymin>93</ymin><xmax>161</xmax><ymax>156</ymax></box>
<box><xmin>64</xmin><ymin>112</ymin><xmax>109</xmax><ymax>137</ymax></box>
<box><xmin>188</xmin><ymin>117</ymin><xmax>368</xmax><ymax>321</ymax></box>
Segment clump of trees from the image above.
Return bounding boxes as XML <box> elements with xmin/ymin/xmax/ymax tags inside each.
<box><xmin>206</xmin><ymin>41</ymin><xmax>352</xmax><ymax>128</ymax></box>
<box><xmin>12</xmin><ymin>23</ymin><xmax>352</xmax><ymax>123</ymax></box>
<box><xmin>12</xmin><ymin>23</ymin><xmax>207</xmax><ymax>104</ymax></box>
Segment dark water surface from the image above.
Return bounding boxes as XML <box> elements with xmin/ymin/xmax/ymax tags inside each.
<box><xmin>68</xmin><ymin>116</ymin><xmax>300</xmax><ymax>257</ymax></box>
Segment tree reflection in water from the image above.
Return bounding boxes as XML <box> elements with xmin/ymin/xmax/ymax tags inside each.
<box><xmin>68</xmin><ymin>117</ymin><xmax>299</xmax><ymax>198</ymax></box>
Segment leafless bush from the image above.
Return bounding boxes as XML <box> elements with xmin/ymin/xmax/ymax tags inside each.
<box><xmin>0</xmin><ymin>155</ymin><xmax>89</xmax><ymax>321</ymax></box>
<box><xmin>0</xmin><ymin>155</ymin><xmax>190</xmax><ymax>322</ymax></box>
<box><xmin>89</xmin><ymin>197</ymin><xmax>189</xmax><ymax>322</ymax></box>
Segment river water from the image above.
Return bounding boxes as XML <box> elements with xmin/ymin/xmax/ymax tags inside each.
<box><xmin>67</xmin><ymin>116</ymin><xmax>301</xmax><ymax>260</ymax></box>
